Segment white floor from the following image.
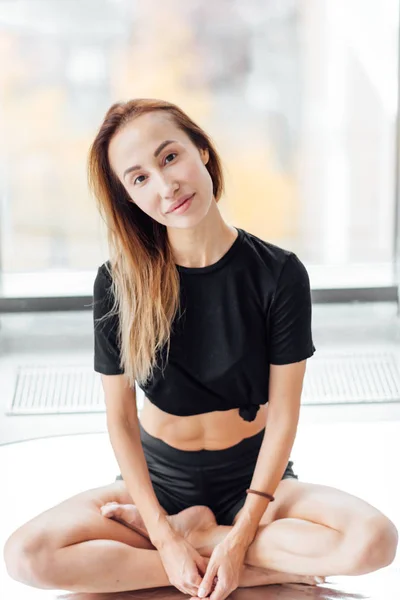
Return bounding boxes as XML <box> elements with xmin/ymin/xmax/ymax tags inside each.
<box><xmin>1</xmin><ymin>406</ymin><xmax>399</xmax><ymax>599</ymax></box>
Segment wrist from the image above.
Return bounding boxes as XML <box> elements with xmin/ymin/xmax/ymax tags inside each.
<box><xmin>149</xmin><ymin>519</ymin><xmax>178</xmax><ymax>549</ymax></box>
<box><xmin>230</xmin><ymin>515</ymin><xmax>259</xmax><ymax>546</ymax></box>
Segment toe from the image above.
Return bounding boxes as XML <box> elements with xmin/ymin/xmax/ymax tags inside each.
<box><xmin>101</xmin><ymin>501</ymin><xmax>119</xmax><ymax>509</ymax></box>
<box><xmin>100</xmin><ymin>502</ymin><xmax>120</xmax><ymax>516</ymax></box>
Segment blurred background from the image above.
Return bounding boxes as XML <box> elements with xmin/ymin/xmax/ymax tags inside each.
<box><xmin>1</xmin><ymin>0</ymin><xmax>400</xmax><ymax>596</ymax></box>
<box><xmin>0</xmin><ymin>0</ymin><xmax>399</xmax><ymax>284</ymax></box>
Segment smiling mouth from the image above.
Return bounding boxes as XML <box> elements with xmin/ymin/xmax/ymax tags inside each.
<box><xmin>169</xmin><ymin>193</ymin><xmax>194</xmax><ymax>213</ymax></box>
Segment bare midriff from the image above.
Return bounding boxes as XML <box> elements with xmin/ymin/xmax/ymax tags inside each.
<box><xmin>139</xmin><ymin>396</ymin><xmax>268</xmax><ymax>451</ymax></box>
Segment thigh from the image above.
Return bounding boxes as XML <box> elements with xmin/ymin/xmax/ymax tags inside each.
<box><xmin>6</xmin><ymin>480</ymin><xmax>152</xmax><ymax>554</ymax></box>
<box><xmin>244</xmin><ymin>479</ymin><xmax>387</xmax><ymax>531</ymax></box>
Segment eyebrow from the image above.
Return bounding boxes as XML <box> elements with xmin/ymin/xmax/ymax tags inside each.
<box><xmin>123</xmin><ymin>140</ymin><xmax>177</xmax><ymax>180</ymax></box>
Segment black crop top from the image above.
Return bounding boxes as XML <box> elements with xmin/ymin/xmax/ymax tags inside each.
<box><xmin>93</xmin><ymin>227</ymin><xmax>316</xmax><ymax>422</ymax></box>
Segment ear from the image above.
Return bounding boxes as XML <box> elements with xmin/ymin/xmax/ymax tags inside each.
<box><xmin>200</xmin><ymin>147</ymin><xmax>209</xmax><ymax>165</ymax></box>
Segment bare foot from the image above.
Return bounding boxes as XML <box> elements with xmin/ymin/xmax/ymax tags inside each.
<box><xmin>169</xmin><ymin>505</ymin><xmax>217</xmax><ymax>541</ymax></box>
<box><xmin>100</xmin><ymin>502</ymin><xmax>325</xmax><ymax>589</ymax></box>
<box><xmin>100</xmin><ymin>502</ymin><xmax>216</xmax><ymax>543</ymax></box>
<box><xmin>100</xmin><ymin>502</ymin><xmax>150</xmax><ymax>538</ymax></box>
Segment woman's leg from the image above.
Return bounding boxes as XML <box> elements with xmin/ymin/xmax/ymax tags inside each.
<box><xmin>3</xmin><ymin>480</ymin><xmax>319</xmax><ymax>593</ymax></box>
<box><xmin>105</xmin><ymin>478</ymin><xmax>398</xmax><ymax>579</ymax></box>
<box><xmin>201</xmin><ymin>479</ymin><xmax>398</xmax><ymax>577</ymax></box>
<box><xmin>3</xmin><ymin>481</ymin><xmax>165</xmax><ymax>592</ymax></box>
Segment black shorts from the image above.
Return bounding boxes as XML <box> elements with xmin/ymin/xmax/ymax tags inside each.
<box><xmin>115</xmin><ymin>421</ymin><xmax>298</xmax><ymax>525</ymax></box>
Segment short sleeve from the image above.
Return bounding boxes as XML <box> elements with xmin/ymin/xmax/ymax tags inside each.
<box><xmin>93</xmin><ymin>265</ymin><xmax>124</xmax><ymax>375</ymax></box>
<box><xmin>268</xmin><ymin>253</ymin><xmax>316</xmax><ymax>365</ymax></box>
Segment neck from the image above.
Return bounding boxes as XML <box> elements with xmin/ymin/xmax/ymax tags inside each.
<box><xmin>167</xmin><ymin>203</ymin><xmax>237</xmax><ymax>269</ymax></box>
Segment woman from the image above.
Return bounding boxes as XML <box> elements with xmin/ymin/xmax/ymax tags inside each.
<box><xmin>4</xmin><ymin>99</ymin><xmax>398</xmax><ymax>597</ymax></box>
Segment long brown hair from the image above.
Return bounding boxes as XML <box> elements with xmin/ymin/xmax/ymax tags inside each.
<box><xmin>88</xmin><ymin>99</ymin><xmax>224</xmax><ymax>388</ymax></box>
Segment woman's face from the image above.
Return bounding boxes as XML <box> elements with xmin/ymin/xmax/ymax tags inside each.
<box><xmin>108</xmin><ymin>111</ymin><xmax>213</xmax><ymax>226</ymax></box>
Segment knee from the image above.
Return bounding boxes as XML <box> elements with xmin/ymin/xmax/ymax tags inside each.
<box><xmin>3</xmin><ymin>529</ymin><xmax>52</xmax><ymax>588</ymax></box>
<box><xmin>350</xmin><ymin>515</ymin><xmax>399</xmax><ymax>575</ymax></box>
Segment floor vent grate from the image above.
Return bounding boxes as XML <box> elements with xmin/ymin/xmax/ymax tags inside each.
<box><xmin>302</xmin><ymin>351</ymin><xmax>400</xmax><ymax>405</ymax></box>
<box><xmin>7</xmin><ymin>351</ymin><xmax>400</xmax><ymax>415</ymax></box>
<box><xmin>8</xmin><ymin>365</ymin><xmax>105</xmax><ymax>415</ymax></box>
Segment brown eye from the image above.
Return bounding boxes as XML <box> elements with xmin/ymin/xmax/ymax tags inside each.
<box><xmin>164</xmin><ymin>152</ymin><xmax>177</xmax><ymax>164</ymax></box>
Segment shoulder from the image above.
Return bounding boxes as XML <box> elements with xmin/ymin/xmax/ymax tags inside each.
<box><xmin>93</xmin><ymin>261</ymin><xmax>116</xmax><ymax>307</ymax></box>
<box><xmin>92</xmin><ymin>261</ymin><xmax>119</xmax><ymax>324</ymax></box>
<box><xmin>94</xmin><ymin>260</ymin><xmax>113</xmax><ymax>291</ymax></box>
<box><xmin>96</xmin><ymin>260</ymin><xmax>113</xmax><ymax>281</ymax></box>
<box><xmin>239</xmin><ymin>228</ymin><xmax>304</xmax><ymax>282</ymax></box>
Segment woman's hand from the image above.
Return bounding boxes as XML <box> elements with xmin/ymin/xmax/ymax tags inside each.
<box><xmin>155</xmin><ymin>530</ymin><xmax>209</xmax><ymax>597</ymax></box>
<box><xmin>193</xmin><ymin>535</ymin><xmax>248</xmax><ymax>600</ymax></box>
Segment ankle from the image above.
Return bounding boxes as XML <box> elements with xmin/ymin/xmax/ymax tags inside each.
<box><xmin>191</xmin><ymin>523</ymin><xmax>229</xmax><ymax>556</ymax></box>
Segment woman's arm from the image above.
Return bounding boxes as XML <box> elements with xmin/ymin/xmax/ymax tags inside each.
<box><xmin>231</xmin><ymin>360</ymin><xmax>307</xmax><ymax>545</ymax></box>
<box><xmin>102</xmin><ymin>374</ymin><xmax>173</xmax><ymax>547</ymax></box>
<box><xmin>108</xmin><ymin>420</ymin><xmax>174</xmax><ymax>544</ymax></box>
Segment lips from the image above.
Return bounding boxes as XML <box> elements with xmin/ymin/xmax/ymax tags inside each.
<box><xmin>167</xmin><ymin>193</ymin><xmax>194</xmax><ymax>213</ymax></box>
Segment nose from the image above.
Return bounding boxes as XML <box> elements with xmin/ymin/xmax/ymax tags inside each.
<box><xmin>158</xmin><ymin>174</ymin><xmax>180</xmax><ymax>199</ymax></box>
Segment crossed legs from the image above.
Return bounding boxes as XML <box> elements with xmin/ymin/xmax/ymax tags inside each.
<box><xmin>103</xmin><ymin>478</ymin><xmax>398</xmax><ymax>580</ymax></box>
<box><xmin>3</xmin><ymin>482</ymin><xmax>318</xmax><ymax>593</ymax></box>
<box><xmin>4</xmin><ymin>479</ymin><xmax>398</xmax><ymax>594</ymax></box>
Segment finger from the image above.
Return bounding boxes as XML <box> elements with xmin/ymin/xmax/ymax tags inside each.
<box><xmin>198</xmin><ymin>563</ymin><xmax>218</xmax><ymax>598</ymax></box>
<box><xmin>171</xmin><ymin>577</ymin><xmax>198</xmax><ymax>597</ymax></box>
<box><xmin>185</xmin><ymin>587</ymin><xmax>200</xmax><ymax>597</ymax></box>
<box><xmin>182</xmin><ymin>581</ymin><xmax>201</xmax><ymax>597</ymax></box>
<box><xmin>196</xmin><ymin>555</ymin><xmax>210</xmax><ymax>578</ymax></box>
<box><xmin>190</xmin><ymin>562</ymin><xmax>207</xmax><ymax>592</ymax></box>
<box><xmin>209</xmin><ymin>579</ymin><xmax>231</xmax><ymax>600</ymax></box>
<box><xmin>175</xmin><ymin>585</ymin><xmax>189</xmax><ymax>595</ymax></box>
<box><xmin>180</xmin><ymin>562</ymin><xmax>208</xmax><ymax>597</ymax></box>
<box><xmin>188</xmin><ymin>579</ymin><xmax>217</xmax><ymax>600</ymax></box>
<box><xmin>184</xmin><ymin>585</ymin><xmax>202</xmax><ymax>597</ymax></box>
<box><xmin>187</xmin><ymin>573</ymin><xmax>206</xmax><ymax>597</ymax></box>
